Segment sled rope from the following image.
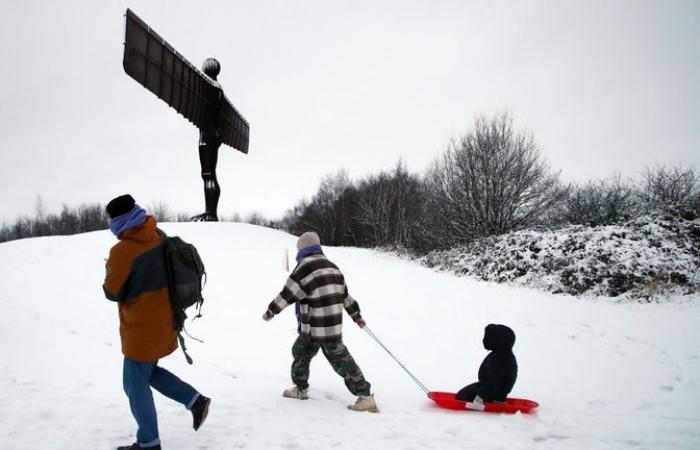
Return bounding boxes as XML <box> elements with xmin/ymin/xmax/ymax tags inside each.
<box><xmin>363</xmin><ymin>326</ymin><xmax>430</xmax><ymax>396</ymax></box>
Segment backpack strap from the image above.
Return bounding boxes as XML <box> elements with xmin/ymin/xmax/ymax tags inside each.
<box><xmin>178</xmin><ymin>333</ymin><xmax>194</xmax><ymax>365</ymax></box>
<box><xmin>183</xmin><ymin>324</ymin><xmax>204</xmax><ymax>343</ymax></box>
<box><xmin>156</xmin><ymin>227</ymin><xmax>168</xmax><ymax>239</ymax></box>
<box><xmin>178</xmin><ymin>325</ymin><xmax>205</xmax><ymax>365</ymax></box>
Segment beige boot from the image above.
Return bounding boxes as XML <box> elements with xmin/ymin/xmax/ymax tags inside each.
<box><xmin>282</xmin><ymin>386</ymin><xmax>309</xmax><ymax>400</ymax></box>
<box><xmin>347</xmin><ymin>394</ymin><xmax>379</xmax><ymax>413</ymax></box>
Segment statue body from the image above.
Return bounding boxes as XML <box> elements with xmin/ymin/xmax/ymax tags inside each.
<box><xmin>122</xmin><ymin>9</ymin><xmax>249</xmax><ymax>221</ymax></box>
<box><xmin>196</xmin><ymin>58</ymin><xmax>223</xmax><ymax>221</ymax></box>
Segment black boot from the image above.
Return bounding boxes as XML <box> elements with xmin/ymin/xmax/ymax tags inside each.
<box><xmin>191</xmin><ymin>395</ymin><xmax>211</xmax><ymax>431</ymax></box>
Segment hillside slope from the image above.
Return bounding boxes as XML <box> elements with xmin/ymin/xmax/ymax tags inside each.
<box><xmin>0</xmin><ymin>223</ymin><xmax>699</xmax><ymax>449</ymax></box>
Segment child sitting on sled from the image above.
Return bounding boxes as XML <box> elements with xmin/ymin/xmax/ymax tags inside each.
<box><xmin>456</xmin><ymin>324</ymin><xmax>518</xmax><ymax>409</ymax></box>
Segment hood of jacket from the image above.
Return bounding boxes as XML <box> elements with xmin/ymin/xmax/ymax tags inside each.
<box><xmin>482</xmin><ymin>323</ymin><xmax>516</xmax><ymax>353</ymax></box>
<box><xmin>119</xmin><ymin>215</ymin><xmax>158</xmax><ymax>243</ymax></box>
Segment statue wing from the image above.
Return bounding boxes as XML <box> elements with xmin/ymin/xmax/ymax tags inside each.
<box><xmin>217</xmin><ymin>93</ymin><xmax>250</xmax><ymax>154</ymax></box>
<box><xmin>122</xmin><ymin>9</ymin><xmax>249</xmax><ymax>154</ymax></box>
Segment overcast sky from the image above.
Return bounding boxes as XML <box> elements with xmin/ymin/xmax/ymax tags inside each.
<box><xmin>1</xmin><ymin>0</ymin><xmax>698</xmax><ymax>222</ymax></box>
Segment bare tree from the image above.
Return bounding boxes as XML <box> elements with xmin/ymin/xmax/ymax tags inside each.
<box><xmin>32</xmin><ymin>195</ymin><xmax>52</xmax><ymax>236</ymax></box>
<box><xmin>639</xmin><ymin>165</ymin><xmax>698</xmax><ymax>212</ymax></box>
<box><xmin>244</xmin><ymin>211</ymin><xmax>269</xmax><ymax>226</ymax></box>
<box><xmin>175</xmin><ymin>212</ymin><xmax>192</xmax><ymax>222</ymax></box>
<box><xmin>77</xmin><ymin>203</ymin><xmax>106</xmax><ymax>232</ymax></box>
<box><xmin>562</xmin><ymin>175</ymin><xmax>637</xmax><ymax>226</ymax></box>
<box><xmin>292</xmin><ymin>170</ymin><xmax>353</xmax><ymax>244</ymax></box>
<box><xmin>355</xmin><ymin>172</ymin><xmax>393</xmax><ymax>246</ymax></box>
<box><xmin>425</xmin><ymin>112</ymin><xmax>565</xmax><ymax>245</ymax></box>
<box><xmin>280</xmin><ymin>161</ymin><xmax>426</xmax><ymax>249</ymax></box>
<box><xmin>386</xmin><ymin>160</ymin><xmax>425</xmax><ymax>248</ymax></box>
<box><xmin>34</xmin><ymin>195</ymin><xmax>47</xmax><ymax>220</ymax></box>
<box><xmin>0</xmin><ymin>222</ymin><xmax>10</xmax><ymax>243</ymax></box>
<box><xmin>149</xmin><ymin>200</ymin><xmax>174</xmax><ymax>222</ymax></box>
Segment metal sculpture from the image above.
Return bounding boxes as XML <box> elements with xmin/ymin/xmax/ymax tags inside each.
<box><xmin>122</xmin><ymin>8</ymin><xmax>250</xmax><ymax>221</ymax></box>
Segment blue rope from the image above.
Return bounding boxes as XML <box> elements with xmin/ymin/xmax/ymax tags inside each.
<box><xmin>363</xmin><ymin>326</ymin><xmax>430</xmax><ymax>396</ymax></box>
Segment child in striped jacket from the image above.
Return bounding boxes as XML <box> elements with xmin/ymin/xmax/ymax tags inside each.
<box><xmin>262</xmin><ymin>231</ymin><xmax>379</xmax><ymax>413</ymax></box>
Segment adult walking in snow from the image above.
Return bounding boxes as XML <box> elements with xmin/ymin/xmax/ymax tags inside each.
<box><xmin>102</xmin><ymin>194</ymin><xmax>211</xmax><ymax>450</ymax></box>
<box><xmin>262</xmin><ymin>231</ymin><xmax>379</xmax><ymax>413</ymax></box>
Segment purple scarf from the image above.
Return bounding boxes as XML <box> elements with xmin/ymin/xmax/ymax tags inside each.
<box><xmin>296</xmin><ymin>245</ymin><xmax>323</xmax><ymax>263</ymax></box>
<box><xmin>110</xmin><ymin>205</ymin><xmax>147</xmax><ymax>236</ymax></box>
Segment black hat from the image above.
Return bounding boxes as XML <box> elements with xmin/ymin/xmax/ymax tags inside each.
<box><xmin>106</xmin><ymin>194</ymin><xmax>135</xmax><ymax>219</ymax></box>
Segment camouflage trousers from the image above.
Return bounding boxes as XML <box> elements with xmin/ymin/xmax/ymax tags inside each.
<box><xmin>291</xmin><ymin>334</ymin><xmax>371</xmax><ymax>397</ymax></box>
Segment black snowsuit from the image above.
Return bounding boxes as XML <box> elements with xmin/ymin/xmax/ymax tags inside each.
<box><xmin>455</xmin><ymin>324</ymin><xmax>518</xmax><ymax>402</ymax></box>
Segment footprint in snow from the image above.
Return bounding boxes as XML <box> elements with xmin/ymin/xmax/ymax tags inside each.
<box><xmin>320</xmin><ymin>391</ymin><xmax>341</xmax><ymax>402</ymax></box>
<box><xmin>587</xmin><ymin>399</ymin><xmax>607</xmax><ymax>408</ymax></box>
<box><xmin>635</xmin><ymin>401</ymin><xmax>654</xmax><ymax>410</ymax></box>
<box><xmin>533</xmin><ymin>434</ymin><xmax>569</xmax><ymax>443</ymax></box>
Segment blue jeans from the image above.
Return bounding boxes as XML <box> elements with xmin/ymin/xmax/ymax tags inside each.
<box><xmin>123</xmin><ymin>357</ymin><xmax>200</xmax><ymax>448</ymax></box>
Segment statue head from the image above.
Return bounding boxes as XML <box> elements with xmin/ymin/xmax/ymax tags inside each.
<box><xmin>202</xmin><ymin>57</ymin><xmax>221</xmax><ymax>80</ymax></box>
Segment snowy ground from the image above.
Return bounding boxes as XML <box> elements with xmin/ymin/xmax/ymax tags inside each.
<box><xmin>1</xmin><ymin>222</ymin><xmax>699</xmax><ymax>450</ymax></box>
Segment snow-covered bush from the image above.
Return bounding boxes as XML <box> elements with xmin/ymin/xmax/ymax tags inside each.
<box><xmin>417</xmin><ymin>214</ymin><xmax>700</xmax><ymax>300</ymax></box>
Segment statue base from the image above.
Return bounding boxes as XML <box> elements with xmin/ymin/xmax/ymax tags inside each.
<box><xmin>191</xmin><ymin>212</ymin><xmax>219</xmax><ymax>222</ymax></box>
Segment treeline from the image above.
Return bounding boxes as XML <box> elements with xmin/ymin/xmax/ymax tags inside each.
<box><xmin>0</xmin><ymin>198</ymin><xmax>274</xmax><ymax>244</ymax></box>
<box><xmin>0</xmin><ymin>203</ymin><xmax>107</xmax><ymax>243</ymax></box>
<box><xmin>281</xmin><ymin>113</ymin><xmax>700</xmax><ymax>253</ymax></box>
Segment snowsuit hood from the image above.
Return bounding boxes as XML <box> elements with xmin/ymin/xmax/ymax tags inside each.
<box><xmin>482</xmin><ymin>324</ymin><xmax>515</xmax><ymax>353</ymax></box>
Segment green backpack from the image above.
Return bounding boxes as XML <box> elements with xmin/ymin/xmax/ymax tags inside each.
<box><xmin>157</xmin><ymin>228</ymin><xmax>206</xmax><ymax>364</ymax></box>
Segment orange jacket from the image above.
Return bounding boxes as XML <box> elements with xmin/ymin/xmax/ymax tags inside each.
<box><xmin>103</xmin><ymin>216</ymin><xmax>177</xmax><ymax>362</ymax></box>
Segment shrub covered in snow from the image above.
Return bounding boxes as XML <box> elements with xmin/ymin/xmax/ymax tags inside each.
<box><xmin>418</xmin><ymin>214</ymin><xmax>700</xmax><ymax>300</ymax></box>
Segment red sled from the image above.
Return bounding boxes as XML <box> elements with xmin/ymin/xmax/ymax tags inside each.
<box><xmin>428</xmin><ymin>391</ymin><xmax>539</xmax><ymax>414</ymax></box>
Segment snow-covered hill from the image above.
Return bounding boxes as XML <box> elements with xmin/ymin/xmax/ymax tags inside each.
<box><xmin>1</xmin><ymin>223</ymin><xmax>699</xmax><ymax>449</ymax></box>
<box><xmin>420</xmin><ymin>214</ymin><xmax>700</xmax><ymax>300</ymax></box>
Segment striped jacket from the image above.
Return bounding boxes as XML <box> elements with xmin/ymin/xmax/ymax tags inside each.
<box><xmin>266</xmin><ymin>254</ymin><xmax>362</xmax><ymax>342</ymax></box>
